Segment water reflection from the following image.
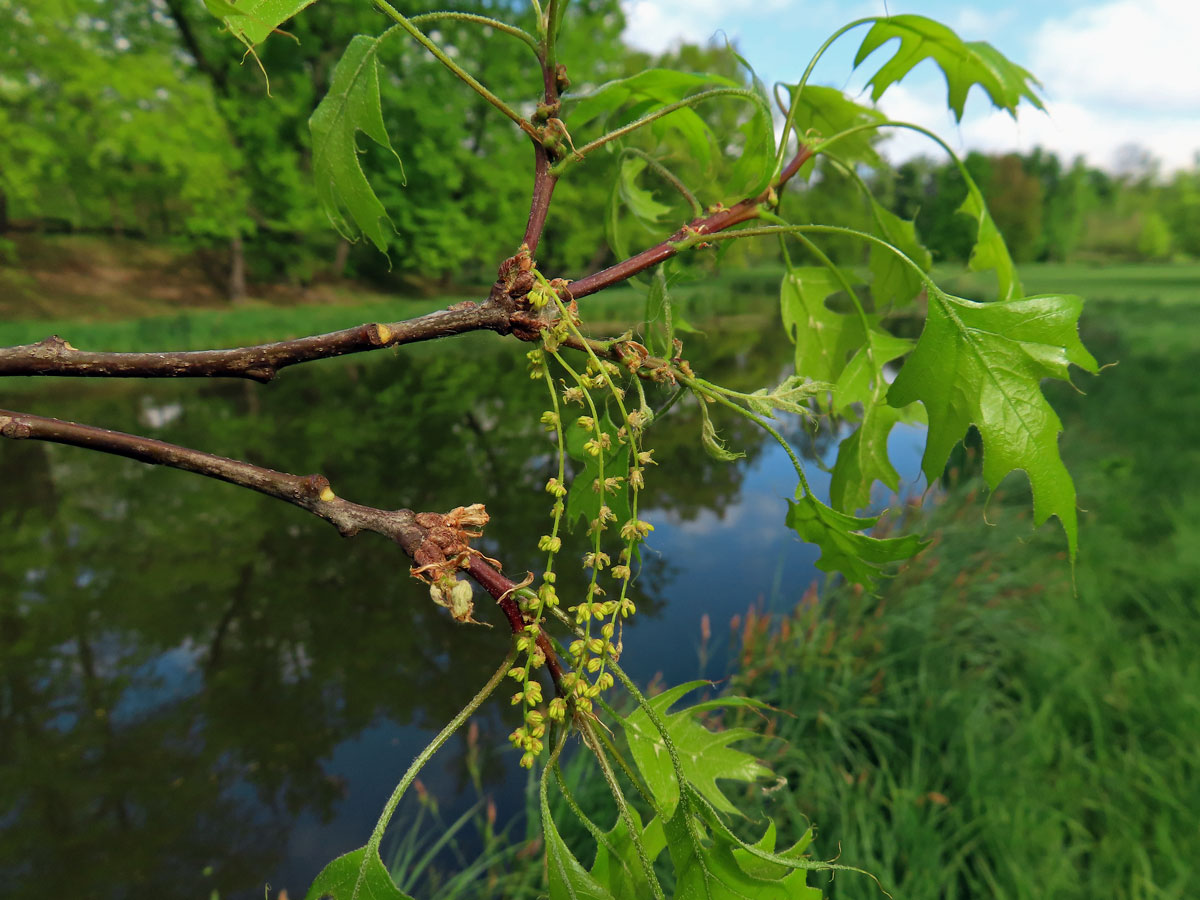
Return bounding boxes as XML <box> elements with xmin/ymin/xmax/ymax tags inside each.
<box><xmin>0</xmin><ymin>317</ymin><xmax>924</xmax><ymax>898</ymax></box>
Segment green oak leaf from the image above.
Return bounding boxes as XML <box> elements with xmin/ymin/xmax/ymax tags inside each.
<box><xmin>566</xmin><ymin>412</ymin><xmax>631</xmax><ymax>531</ymax></box>
<box><xmin>205</xmin><ymin>0</ymin><xmax>319</xmax><ymax>47</ymax></box>
<box><xmin>832</xmin><ymin>328</ymin><xmax>913</xmax><ymax>413</ymax></box>
<box><xmin>786</xmin><ymin>493</ymin><xmax>926</xmax><ymax>585</ymax></box>
<box><xmin>590</xmin><ymin>807</ymin><xmax>666</xmax><ymax>898</ymax></box>
<box><xmin>960</xmin><ymin>180</ymin><xmax>1021</xmax><ymax>300</ymax></box>
<box><xmin>571</xmin><ymin>68</ymin><xmax>736</xmax><ymax>172</ymax></box>
<box><xmin>829</xmin><ymin>328</ymin><xmax>913</xmax><ymax>514</ymax></box>
<box><xmin>541</xmin><ymin>771</ymin><xmax>616</xmax><ymax>900</ymax></box>
<box><xmin>853</xmin><ymin>14</ymin><xmax>1044</xmax><ymax>121</ymax></box>
<box><xmin>546</xmin><ymin>813</ymin><xmax>615</xmax><ymax>900</ymax></box>
<box><xmin>732</xmin><ymin>820</ymin><xmax>821</xmax><ymax>893</ymax></box>
<box><xmin>619</xmin><ymin>681</ymin><xmax>773</xmax><ymax>819</ymax></box>
<box><xmin>663</xmin><ymin>787</ymin><xmax>821</xmax><ymax>900</ymax></box>
<box><xmin>868</xmin><ymin>195</ymin><xmax>932</xmax><ymax>308</ymax></box>
<box><xmin>887</xmin><ymin>291</ymin><xmax>1099</xmax><ymax>556</ymax></box>
<box><xmin>787</xmin><ymin>84</ymin><xmax>886</xmax><ymax>170</ymax></box>
<box><xmin>829</xmin><ymin>403</ymin><xmax>903</xmax><ymax>514</ymax></box>
<box><xmin>304</xmin><ymin>846</ymin><xmax>414</xmax><ymax>900</ymax></box>
<box><xmin>309</xmin><ymin>33</ymin><xmax>402</xmax><ymax>253</ymax></box>
<box><xmin>607</xmin><ymin>156</ymin><xmax>672</xmax><ymax>261</ymax></box>
<box><xmin>780</xmin><ymin>267</ymin><xmax>866</xmax><ymax>385</ymax></box>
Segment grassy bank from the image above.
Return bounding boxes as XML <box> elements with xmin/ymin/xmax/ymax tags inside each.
<box><xmin>730</xmin><ymin>281</ymin><xmax>1200</xmax><ymax>898</ymax></box>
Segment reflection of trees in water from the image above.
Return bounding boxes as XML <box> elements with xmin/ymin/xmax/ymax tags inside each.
<box><xmin>0</xmin><ymin>317</ymin><xmax>806</xmax><ymax>896</ymax></box>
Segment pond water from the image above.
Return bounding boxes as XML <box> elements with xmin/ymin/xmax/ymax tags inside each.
<box><xmin>0</xmin><ymin>313</ymin><xmax>927</xmax><ymax>898</ymax></box>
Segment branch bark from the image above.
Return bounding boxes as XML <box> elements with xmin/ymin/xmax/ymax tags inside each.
<box><xmin>0</xmin><ymin>407</ymin><xmax>423</xmax><ymax>541</ymax></box>
<box><xmin>0</xmin><ymin>147</ymin><xmax>811</xmax><ymax>381</ymax></box>
<box><xmin>0</xmin><ymin>406</ymin><xmax>563</xmax><ymax>686</ymax></box>
<box><xmin>0</xmin><ymin>301</ymin><xmax>513</xmax><ymax>381</ymax></box>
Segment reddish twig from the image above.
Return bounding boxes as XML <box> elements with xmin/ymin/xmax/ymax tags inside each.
<box><xmin>565</xmin><ymin>144</ymin><xmax>813</xmax><ymax>300</ymax></box>
<box><xmin>521</xmin><ymin>146</ymin><xmax>559</xmax><ymax>255</ymax></box>
<box><xmin>520</xmin><ymin>39</ymin><xmax>567</xmax><ymax>254</ymax></box>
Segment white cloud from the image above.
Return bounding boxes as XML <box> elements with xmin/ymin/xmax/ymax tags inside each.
<box><xmin>1030</xmin><ymin>0</ymin><xmax>1200</xmax><ymax>112</ymax></box>
<box><xmin>872</xmin><ymin>0</ymin><xmax>1200</xmax><ymax>171</ymax></box>
<box><xmin>619</xmin><ymin>0</ymin><xmax>874</xmax><ymax>56</ymax></box>
<box><xmin>618</xmin><ymin>0</ymin><xmax>1200</xmax><ymax>171</ymax></box>
<box><xmin>876</xmin><ymin>81</ymin><xmax>1200</xmax><ymax>172</ymax></box>
<box><xmin>947</xmin><ymin>6</ymin><xmax>1016</xmax><ymax>39</ymax></box>
<box><xmin>621</xmin><ymin>0</ymin><xmax>787</xmax><ymax>54</ymax></box>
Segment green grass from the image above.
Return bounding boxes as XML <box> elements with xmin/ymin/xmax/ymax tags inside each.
<box><xmin>0</xmin><ymin>295</ymin><xmax>459</xmax><ymax>354</ymax></box>
<box><xmin>3</xmin><ymin>261</ymin><xmax>1195</xmax><ymax>352</ymax></box>
<box><xmin>934</xmin><ymin>261</ymin><xmax>1200</xmax><ymax>306</ymax></box>
<box><xmin>729</xmin><ymin>285</ymin><xmax>1200</xmax><ymax>899</ymax></box>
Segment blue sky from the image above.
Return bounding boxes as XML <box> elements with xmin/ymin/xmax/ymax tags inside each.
<box><xmin>620</xmin><ymin>0</ymin><xmax>1200</xmax><ymax>172</ymax></box>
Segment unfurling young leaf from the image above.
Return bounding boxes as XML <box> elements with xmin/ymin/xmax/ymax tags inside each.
<box><xmin>786</xmin><ymin>493</ymin><xmax>927</xmax><ymax>585</ymax></box>
<box><xmin>725</xmin><ymin>89</ymin><xmax>775</xmax><ymax>198</ymax></box>
<box><xmin>853</xmin><ymin>14</ymin><xmax>1044</xmax><ymax>120</ymax></box>
<box><xmin>607</xmin><ymin>156</ymin><xmax>673</xmax><ymax>262</ymax></box>
<box><xmin>641</xmin><ymin>267</ymin><xmax>675</xmax><ymax>360</ymax></box>
<box><xmin>570</xmin><ymin>68</ymin><xmax>736</xmax><ymax>172</ymax></box>
<box><xmin>746</xmin><ymin>375</ymin><xmax>827</xmax><ymax>419</ymax></box>
<box><xmin>888</xmin><ymin>291</ymin><xmax>1099</xmax><ymax>557</ymax></box>
<box><xmin>725</xmin><ymin>46</ymin><xmax>777</xmax><ymax>197</ymax></box>
<box><xmin>696</xmin><ymin>394</ymin><xmax>746</xmax><ymax>461</ymax></box>
<box><xmin>309</xmin><ymin>33</ymin><xmax>403</xmax><ymax>253</ymax></box>
<box><xmin>571</xmin><ymin>65</ymin><xmax>772</xmax><ymax>197</ymax></box>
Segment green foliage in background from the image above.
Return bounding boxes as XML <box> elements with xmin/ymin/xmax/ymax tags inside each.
<box><xmin>0</xmin><ymin>0</ymin><xmax>248</xmax><ymax>237</ymax></box>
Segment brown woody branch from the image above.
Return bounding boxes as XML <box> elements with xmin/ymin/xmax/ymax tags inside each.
<box><xmin>0</xmin><ymin>407</ymin><xmax>427</xmax><ymax>540</ymax></box>
<box><xmin>0</xmin><ymin>297</ymin><xmax>513</xmax><ymax>382</ymax></box>
<box><xmin>0</xmin><ymin>406</ymin><xmax>563</xmax><ymax>686</ymax></box>
<box><xmin>0</xmin><ymin>147</ymin><xmax>811</xmax><ymax>382</ymax></box>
